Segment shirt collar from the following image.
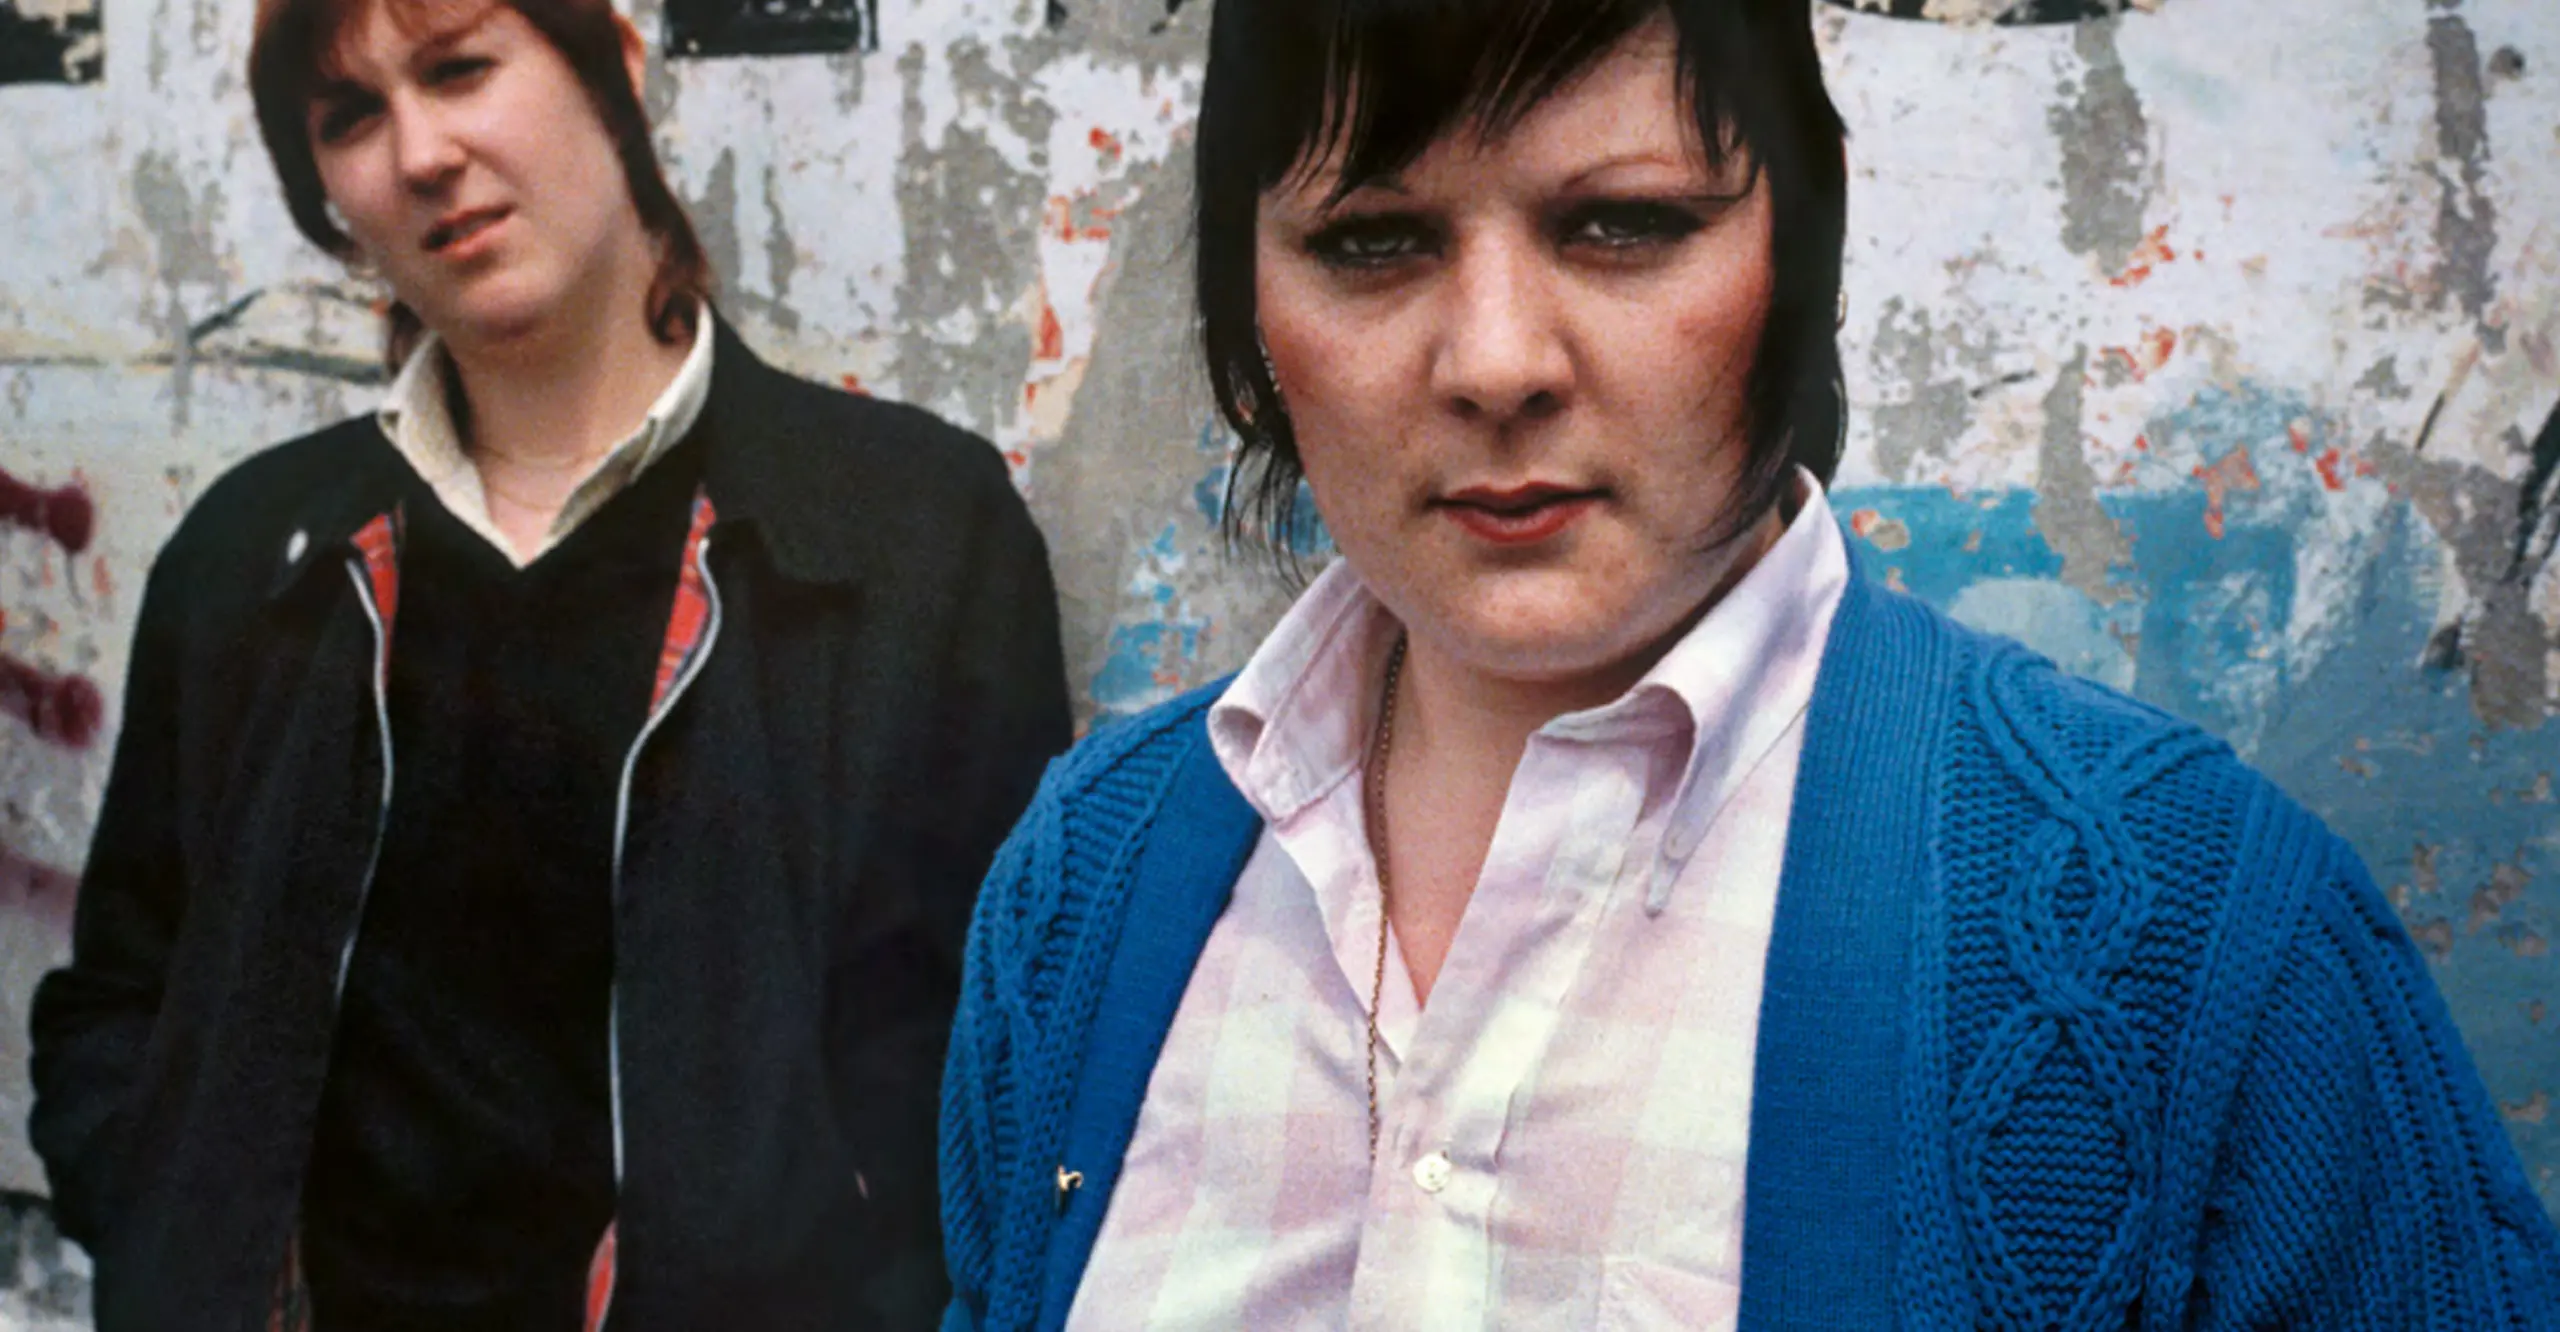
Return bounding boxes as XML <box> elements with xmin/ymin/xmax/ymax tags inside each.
<box><xmin>1209</xmin><ymin>470</ymin><xmax>1850</xmax><ymax>911</ymax></box>
<box><xmin>1207</xmin><ymin>557</ymin><xmax>1397</xmax><ymax>824</ymax></box>
<box><xmin>374</xmin><ymin>312</ymin><xmax>716</xmax><ymax>563</ymax></box>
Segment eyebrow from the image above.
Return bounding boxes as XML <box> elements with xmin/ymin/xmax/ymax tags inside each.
<box><xmin>405</xmin><ymin>10</ymin><xmax>498</xmax><ymax>66</ymax></box>
<box><xmin>1558</xmin><ymin>150</ymin><xmax>1702</xmax><ymax>191</ymax></box>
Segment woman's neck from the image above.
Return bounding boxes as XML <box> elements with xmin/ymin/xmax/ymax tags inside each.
<box><xmin>447</xmin><ymin>305</ymin><xmax>688</xmax><ymax>475</ymax></box>
<box><xmin>440</xmin><ymin>287</ymin><xmax>694</xmax><ymax>558</ymax></box>
<box><xmin>1373</xmin><ymin>501</ymin><xmax>1787</xmax><ymax>1002</ymax></box>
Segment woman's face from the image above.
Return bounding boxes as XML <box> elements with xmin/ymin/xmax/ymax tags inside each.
<box><xmin>307</xmin><ymin>0</ymin><xmax>648</xmax><ymax>351</ymax></box>
<box><xmin>1255</xmin><ymin>17</ymin><xmax>1777</xmax><ymax>694</ymax></box>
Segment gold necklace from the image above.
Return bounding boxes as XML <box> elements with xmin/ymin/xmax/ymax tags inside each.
<box><xmin>1361</xmin><ymin>631</ymin><xmax>1408</xmax><ymax>1162</ymax></box>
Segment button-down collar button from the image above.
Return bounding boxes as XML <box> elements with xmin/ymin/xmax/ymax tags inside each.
<box><xmin>1411</xmin><ymin>1150</ymin><xmax>1453</xmax><ymax>1194</ymax></box>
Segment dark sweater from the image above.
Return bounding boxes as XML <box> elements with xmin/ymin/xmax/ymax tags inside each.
<box><xmin>302</xmin><ymin>439</ymin><xmax>704</xmax><ymax>1329</ymax></box>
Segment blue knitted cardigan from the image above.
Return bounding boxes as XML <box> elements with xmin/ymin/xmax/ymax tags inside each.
<box><xmin>940</xmin><ymin>565</ymin><xmax>2560</xmax><ymax>1331</ymax></box>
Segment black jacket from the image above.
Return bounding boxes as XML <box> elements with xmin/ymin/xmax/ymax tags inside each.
<box><xmin>27</xmin><ymin>322</ymin><xmax>1072</xmax><ymax>1331</ymax></box>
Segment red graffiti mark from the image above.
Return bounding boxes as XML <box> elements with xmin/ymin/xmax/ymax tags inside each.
<box><xmin>2288</xmin><ymin>419</ymin><xmax>2313</xmax><ymax>453</ymax></box>
<box><xmin>839</xmin><ymin>373</ymin><xmax>870</xmax><ymax>397</ymax></box>
<box><xmin>0</xmin><ymin>467</ymin><xmax>95</xmax><ymax>554</ymax></box>
<box><xmin>1088</xmin><ymin>126</ymin><xmax>1123</xmax><ymax>162</ymax></box>
<box><xmin>1046</xmin><ymin>195</ymin><xmax>1076</xmax><ymax>242</ymax></box>
<box><xmin>1035</xmin><ymin>301</ymin><xmax>1066</xmax><ymax>361</ymax></box>
<box><xmin>92</xmin><ymin>555</ymin><xmax>115</xmax><ymax>603</ymax></box>
<box><xmin>0</xmin><ymin>654</ymin><xmax>104</xmax><ymax>749</ymax></box>
<box><xmin>2109</xmin><ymin>225</ymin><xmax>2179</xmax><ymax>288</ymax></box>
<box><xmin>1848</xmin><ymin>508</ymin><xmax>1884</xmax><ymax>539</ymax></box>
<box><xmin>2133</xmin><ymin>434</ymin><xmax>2150</xmax><ymax>452</ymax></box>
<box><xmin>2316</xmin><ymin>447</ymin><xmax>2349</xmax><ymax>491</ymax></box>
<box><xmin>0</xmin><ymin>842</ymin><xmax>78</xmax><ymax>934</ymax></box>
<box><xmin>2192</xmin><ymin>448</ymin><xmax>2262</xmax><ymax>540</ymax></box>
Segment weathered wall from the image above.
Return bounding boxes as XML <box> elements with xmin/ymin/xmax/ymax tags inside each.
<box><xmin>0</xmin><ymin>0</ymin><xmax>2554</xmax><ymax>1317</ymax></box>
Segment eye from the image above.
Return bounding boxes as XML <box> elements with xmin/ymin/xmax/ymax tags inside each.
<box><xmin>1302</xmin><ymin>214</ymin><xmax>1440</xmax><ymax>271</ymax></box>
<box><xmin>1555</xmin><ymin>200</ymin><xmax>1710</xmax><ymax>253</ymax></box>
<box><xmin>426</xmin><ymin>54</ymin><xmax>495</xmax><ymax>87</ymax></box>
<box><xmin>311</xmin><ymin>92</ymin><xmax>382</xmax><ymax>145</ymax></box>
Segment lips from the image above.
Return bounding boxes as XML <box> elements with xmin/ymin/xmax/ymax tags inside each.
<box><xmin>423</xmin><ymin>205</ymin><xmax>510</xmax><ymax>254</ymax></box>
<box><xmin>1435</xmin><ymin>483</ymin><xmax>1604</xmax><ymax>546</ymax></box>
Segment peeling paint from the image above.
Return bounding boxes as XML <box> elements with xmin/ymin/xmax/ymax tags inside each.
<box><xmin>2050</xmin><ymin>19</ymin><xmax>2153</xmax><ymax>276</ymax></box>
<box><xmin>2031</xmin><ymin>349</ymin><xmax>2133</xmax><ymax>603</ymax></box>
<box><xmin>1865</xmin><ymin>298</ymin><xmax>1977</xmax><ymax>484</ymax></box>
<box><xmin>2426</xmin><ymin>11</ymin><xmax>2502</xmax><ymax>351</ymax></box>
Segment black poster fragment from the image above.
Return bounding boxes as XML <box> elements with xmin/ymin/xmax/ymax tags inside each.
<box><xmin>1817</xmin><ymin>0</ymin><xmax>2142</xmax><ymax>22</ymax></box>
<box><xmin>667</xmin><ymin>0</ymin><xmax>875</xmax><ymax>58</ymax></box>
<box><xmin>0</xmin><ymin>0</ymin><xmax>101</xmax><ymax>85</ymax></box>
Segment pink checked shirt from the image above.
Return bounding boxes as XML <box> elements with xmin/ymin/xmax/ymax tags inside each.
<box><xmin>1067</xmin><ymin>476</ymin><xmax>1851</xmax><ymax>1330</ymax></box>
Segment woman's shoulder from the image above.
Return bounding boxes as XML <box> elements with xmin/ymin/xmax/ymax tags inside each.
<box><xmin>1855</xmin><ymin>576</ymin><xmax>2330</xmax><ymax>878</ymax></box>
<box><xmin>150</xmin><ymin>414</ymin><xmax>399</xmax><ymax>588</ymax></box>
<box><xmin>1036</xmin><ymin>680</ymin><xmax>1234</xmax><ymax>820</ymax></box>
<box><xmin>716</xmin><ymin>337</ymin><xmax>1013</xmax><ymax>498</ymax></box>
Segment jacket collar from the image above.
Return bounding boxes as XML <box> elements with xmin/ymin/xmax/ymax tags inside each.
<box><xmin>263</xmin><ymin>422</ymin><xmax>412</xmax><ymax>602</ymax></box>
<box><xmin>265</xmin><ymin>312</ymin><xmax>873</xmax><ymax>600</ymax></box>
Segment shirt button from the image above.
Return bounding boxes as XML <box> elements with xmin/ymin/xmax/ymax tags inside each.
<box><xmin>1411</xmin><ymin>1150</ymin><xmax>1453</xmax><ymax>1194</ymax></box>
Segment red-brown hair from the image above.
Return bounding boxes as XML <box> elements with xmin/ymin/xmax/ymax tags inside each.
<box><xmin>248</xmin><ymin>0</ymin><xmax>712</xmax><ymax>369</ymax></box>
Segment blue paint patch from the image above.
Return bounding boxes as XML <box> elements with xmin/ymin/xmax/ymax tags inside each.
<box><xmin>1193</xmin><ymin>418</ymin><xmax>1231</xmax><ymax>527</ymax></box>
<box><xmin>1830</xmin><ymin>486</ymin><xmax>2063</xmax><ymax>608</ymax></box>
<box><xmin>1091</xmin><ymin>620</ymin><xmax>1193</xmax><ymax>717</ymax></box>
<box><xmin>1091</xmin><ymin>518</ymin><xmax>1217</xmax><ymax>723</ymax></box>
<box><xmin>1188</xmin><ymin>417</ymin><xmax>1335</xmax><ymax>559</ymax></box>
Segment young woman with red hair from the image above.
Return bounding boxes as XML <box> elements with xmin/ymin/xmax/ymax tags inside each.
<box><xmin>28</xmin><ymin>1</ymin><xmax>1071</xmax><ymax>1327</ymax></box>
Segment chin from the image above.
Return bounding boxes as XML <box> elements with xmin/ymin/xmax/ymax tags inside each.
<box><xmin>1433</xmin><ymin>610</ymin><xmax>1655</xmax><ymax>683</ymax></box>
<box><xmin>426</xmin><ymin>277</ymin><xmax>564</xmax><ymax>346</ymax></box>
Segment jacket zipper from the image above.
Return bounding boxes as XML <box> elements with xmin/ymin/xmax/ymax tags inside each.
<box><xmin>335</xmin><ymin>558</ymin><xmax>398</xmax><ymax>999</ymax></box>
<box><xmin>594</xmin><ymin>530</ymin><xmax>723</xmax><ymax>1323</ymax></box>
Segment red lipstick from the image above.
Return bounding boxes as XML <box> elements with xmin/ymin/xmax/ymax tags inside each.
<box><xmin>1436</xmin><ymin>483</ymin><xmax>1601</xmax><ymax>546</ymax></box>
<box><xmin>424</xmin><ymin>205</ymin><xmax>511</xmax><ymax>257</ymax></box>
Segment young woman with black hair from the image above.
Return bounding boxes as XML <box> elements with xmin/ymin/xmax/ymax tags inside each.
<box><xmin>936</xmin><ymin>1</ymin><xmax>2560</xmax><ymax>1327</ymax></box>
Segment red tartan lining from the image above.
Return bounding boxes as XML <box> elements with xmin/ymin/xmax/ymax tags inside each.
<box><xmin>650</xmin><ymin>494</ymin><xmax>719</xmax><ymax>712</ymax></box>
<box><xmin>350</xmin><ymin>511</ymin><xmax>401</xmax><ymax>682</ymax></box>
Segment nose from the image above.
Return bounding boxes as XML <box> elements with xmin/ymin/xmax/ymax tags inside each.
<box><xmin>1430</xmin><ymin>231</ymin><xmax>1572</xmax><ymax>426</ymax></box>
<box><xmin>388</xmin><ymin>96</ymin><xmax>465</xmax><ymax>194</ymax></box>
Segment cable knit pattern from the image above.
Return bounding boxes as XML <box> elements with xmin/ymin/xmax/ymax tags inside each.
<box><xmin>1905</xmin><ymin>636</ymin><xmax>2254</xmax><ymax>1331</ymax></box>
<box><xmin>940</xmin><ymin>572</ymin><xmax>2560</xmax><ymax>1331</ymax></box>
<box><xmin>940</xmin><ymin>694</ymin><xmax>1214</xmax><ymax>1332</ymax></box>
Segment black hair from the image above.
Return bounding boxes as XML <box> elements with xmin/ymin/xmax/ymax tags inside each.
<box><xmin>1193</xmin><ymin>0</ymin><xmax>1848</xmax><ymax>559</ymax></box>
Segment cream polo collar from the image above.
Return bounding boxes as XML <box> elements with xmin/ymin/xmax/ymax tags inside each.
<box><xmin>375</xmin><ymin>315</ymin><xmax>716</xmax><ymax>566</ymax></box>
